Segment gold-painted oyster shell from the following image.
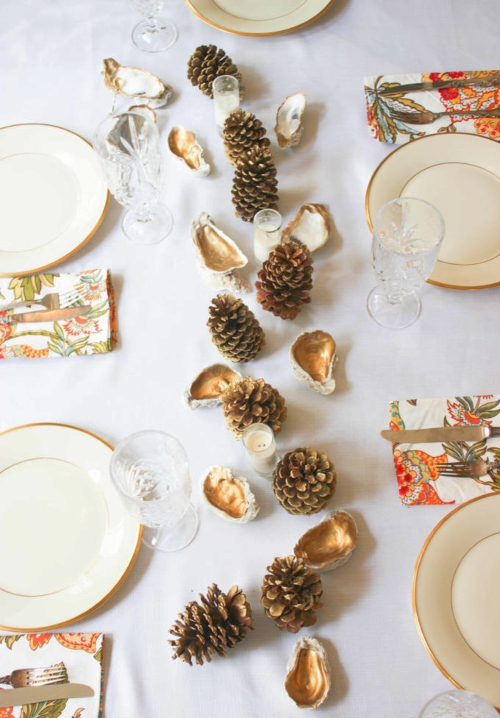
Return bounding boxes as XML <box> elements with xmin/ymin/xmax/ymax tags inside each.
<box><xmin>201</xmin><ymin>466</ymin><xmax>259</xmax><ymax>523</ymax></box>
<box><xmin>191</xmin><ymin>212</ymin><xmax>249</xmax><ymax>293</ymax></box>
<box><xmin>184</xmin><ymin>363</ymin><xmax>242</xmax><ymax>409</ymax></box>
<box><xmin>101</xmin><ymin>58</ymin><xmax>172</xmax><ymax>108</ymax></box>
<box><xmin>168</xmin><ymin>127</ymin><xmax>210</xmax><ymax>177</ymax></box>
<box><xmin>290</xmin><ymin>330</ymin><xmax>337</xmax><ymax>395</ymax></box>
<box><xmin>294</xmin><ymin>510</ymin><xmax>358</xmax><ymax>572</ymax></box>
<box><xmin>284</xmin><ymin>636</ymin><xmax>331</xmax><ymax>709</ymax></box>
<box><xmin>282</xmin><ymin>203</ymin><xmax>331</xmax><ymax>252</ymax></box>
<box><xmin>274</xmin><ymin>92</ymin><xmax>307</xmax><ymax>149</ymax></box>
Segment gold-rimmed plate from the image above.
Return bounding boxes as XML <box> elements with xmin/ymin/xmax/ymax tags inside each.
<box><xmin>365</xmin><ymin>133</ymin><xmax>500</xmax><ymax>289</ymax></box>
<box><xmin>0</xmin><ymin>124</ymin><xmax>109</xmax><ymax>277</ymax></box>
<box><xmin>0</xmin><ymin>423</ymin><xmax>141</xmax><ymax>631</ymax></box>
<box><xmin>183</xmin><ymin>0</ymin><xmax>335</xmax><ymax>36</ymax></box>
<box><xmin>413</xmin><ymin>492</ymin><xmax>500</xmax><ymax>709</ymax></box>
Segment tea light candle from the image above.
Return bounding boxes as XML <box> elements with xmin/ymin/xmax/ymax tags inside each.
<box><xmin>242</xmin><ymin>423</ymin><xmax>278</xmax><ymax>476</ymax></box>
<box><xmin>253</xmin><ymin>209</ymin><xmax>282</xmax><ymax>262</ymax></box>
<box><xmin>213</xmin><ymin>75</ymin><xmax>240</xmax><ymax>135</ymax></box>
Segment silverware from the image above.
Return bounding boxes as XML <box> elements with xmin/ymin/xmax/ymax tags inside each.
<box><xmin>388</xmin><ymin>106</ymin><xmax>500</xmax><ymax>125</ymax></box>
<box><xmin>1</xmin><ymin>305</ymin><xmax>91</xmax><ymax>324</ymax></box>
<box><xmin>0</xmin><ymin>662</ymin><xmax>68</xmax><ymax>688</ymax></box>
<box><xmin>377</xmin><ymin>74</ymin><xmax>500</xmax><ymax>97</ymax></box>
<box><xmin>436</xmin><ymin>458</ymin><xmax>500</xmax><ymax>479</ymax></box>
<box><xmin>381</xmin><ymin>426</ymin><xmax>500</xmax><ymax>443</ymax></box>
<box><xmin>0</xmin><ymin>287</ymin><xmax>83</xmax><ymax>313</ymax></box>
<box><xmin>0</xmin><ymin>683</ymin><xmax>94</xmax><ymax>708</ymax></box>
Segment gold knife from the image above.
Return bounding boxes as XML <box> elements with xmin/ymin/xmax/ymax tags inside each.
<box><xmin>381</xmin><ymin>426</ymin><xmax>500</xmax><ymax>443</ymax></box>
<box><xmin>377</xmin><ymin>74</ymin><xmax>500</xmax><ymax>97</ymax></box>
<box><xmin>0</xmin><ymin>683</ymin><xmax>94</xmax><ymax>707</ymax></box>
<box><xmin>1</xmin><ymin>306</ymin><xmax>90</xmax><ymax>324</ymax></box>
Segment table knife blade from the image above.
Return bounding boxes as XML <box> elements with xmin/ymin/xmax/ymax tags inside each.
<box><xmin>377</xmin><ymin>74</ymin><xmax>500</xmax><ymax>96</ymax></box>
<box><xmin>2</xmin><ymin>305</ymin><xmax>90</xmax><ymax>324</ymax></box>
<box><xmin>0</xmin><ymin>682</ymin><xmax>94</xmax><ymax>707</ymax></box>
<box><xmin>380</xmin><ymin>426</ymin><xmax>500</xmax><ymax>443</ymax></box>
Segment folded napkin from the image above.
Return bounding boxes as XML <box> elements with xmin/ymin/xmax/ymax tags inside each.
<box><xmin>364</xmin><ymin>70</ymin><xmax>500</xmax><ymax>143</ymax></box>
<box><xmin>0</xmin><ymin>269</ymin><xmax>117</xmax><ymax>358</ymax></box>
<box><xmin>0</xmin><ymin>632</ymin><xmax>103</xmax><ymax>717</ymax></box>
<box><xmin>387</xmin><ymin>395</ymin><xmax>500</xmax><ymax>505</ymax></box>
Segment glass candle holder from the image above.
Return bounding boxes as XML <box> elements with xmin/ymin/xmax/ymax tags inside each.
<box><xmin>213</xmin><ymin>75</ymin><xmax>240</xmax><ymax>135</ymax></box>
<box><xmin>242</xmin><ymin>423</ymin><xmax>278</xmax><ymax>476</ymax></box>
<box><xmin>253</xmin><ymin>209</ymin><xmax>282</xmax><ymax>262</ymax></box>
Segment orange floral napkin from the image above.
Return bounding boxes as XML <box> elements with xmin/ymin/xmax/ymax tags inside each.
<box><xmin>364</xmin><ymin>70</ymin><xmax>500</xmax><ymax>143</ymax></box>
<box><xmin>387</xmin><ymin>395</ymin><xmax>500</xmax><ymax>505</ymax></box>
<box><xmin>0</xmin><ymin>632</ymin><xmax>103</xmax><ymax>716</ymax></box>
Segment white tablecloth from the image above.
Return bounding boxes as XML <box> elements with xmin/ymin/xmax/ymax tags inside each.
<box><xmin>1</xmin><ymin>0</ymin><xmax>500</xmax><ymax>715</ymax></box>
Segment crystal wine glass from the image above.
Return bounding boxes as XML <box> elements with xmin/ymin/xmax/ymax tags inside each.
<box><xmin>110</xmin><ymin>431</ymin><xmax>199</xmax><ymax>552</ymax></box>
<box><xmin>93</xmin><ymin>110</ymin><xmax>173</xmax><ymax>244</ymax></box>
<box><xmin>128</xmin><ymin>0</ymin><xmax>177</xmax><ymax>53</ymax></box>
<box><xmin>418</xmin><ymin>689</ymin><xmax>498</xmax><ymax>717</ymax></box>
<box><xmin>367</xmin><ymin>197</ymin><xmax>445</xmax><ymax>329</ymax></box>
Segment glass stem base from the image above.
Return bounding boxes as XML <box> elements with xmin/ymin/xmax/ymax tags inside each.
<box><xmin>367</xmin><ymin>287</ymin><xmax>421</xmax><ymax>329</ymax></box>
<box><xmin>141</xmin><ymin>503</ymin><xmax>199</xmax><ymax>552</ymax></box>
<box><xmin>131</xmin><ymin>17</ymin><xmax>178</xmax><ymax>52</ymax></box>
<box><xmin>122</xmin><ymin>203</ymin><xmax>173</xmax><ymax>245</ymax></box>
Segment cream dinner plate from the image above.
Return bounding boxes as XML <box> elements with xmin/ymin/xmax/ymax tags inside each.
<box><xmin>413</xmin><ymin>493</ymin><xmax>500</xmax><ymax>709</ymax></box>
<box><xmin>365</xmin><ymin>133</ymin><xmax>500</xmax><ymax>289</ymax></box>
<box><xmin>0</xmin><ymin>124</ymin><xmax>109</xmax><ymax>277</ymax></box>
<box><xmin>183</xmin><ymin>0</ymin><xmax>335</xmax><ymax>35</ymax></box>
<box><xmin>0</xmin><ymin>423</ymin><xmax>141</xmax><ymax>631</ymax></box>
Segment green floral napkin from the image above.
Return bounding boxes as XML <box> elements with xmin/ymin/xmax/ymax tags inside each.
<box><xmin>0</xmin><ymin>269</ymin><xmax>117</xmax><ymax>358</ymax></box>
<box><xmin>364</xmin><ymin>70</ymin><xmax>500</xmax><ymax>143</ymax></box>
<box><xmin>387</xmin><ymin>395</ymin><xmax>500</xmax><ymax>505</ymax></box>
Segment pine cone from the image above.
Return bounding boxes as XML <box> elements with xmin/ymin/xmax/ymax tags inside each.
<box><xmin>223</xmin><ymin>109</ymin><xmax>270</xmax><ymax>167</ymax></box>
<box><xmin>231</xmin><ymin>145</ymin><xmax>278</xmax><ymax>222</ymax></box>
<box><xmin>255</xmin><ymin>239</ymin><xmax>313</xmax><ymax>320</ymax></box>
<box><xmin>187</xmin><ymin>45</ymin><xmax>241</xmax><ymax>99</ymax></box>
<box><xmin>272</xmin><ymin>448</ymin><xmax>336</xmax><ymax>515</ymax></box>
<box><xmin>169</xmin><ymin>584</ymin><xmax>253</xmax><ymax>666</ymax></box>
<box><xmin>221</xmin><ymin>377</ymin><xmax>287</xmax><ymax>439</ymax></box>
<box><xmin>261</xmin><ymin>556</ymin><xmax>323</xmax><ymax>633</ymax></box>
<box><xmin>207</xmin><ymin>293</ymin><xmax>265</xmax><ymax>363</ymax></box>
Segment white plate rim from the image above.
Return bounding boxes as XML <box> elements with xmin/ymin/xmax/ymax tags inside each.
<box><xmin>0</xmin><ymin>423</ymin><xmax>142</xmax><ymax>631</ymax></box>
<box><xmin>0</xmin><ymin>124</ymin><xmax>109</xmax><ymax>277</ymax></box>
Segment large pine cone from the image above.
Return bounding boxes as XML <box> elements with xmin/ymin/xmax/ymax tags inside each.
<box><xmin>169</xmin><ymin>584</ymin><xmax>253</xmax><ymax>666</ymax></box>
<box><xmin>207</xmin><ymin>293</ymin><xmax>265</xmax><ymax>363</ymax></box>
<box><xmin>231</xmin><ymin>145</ymin><xmax>278</xmax><ymax>222</ymax></box>
<box><xmin>187</xmin><ymin>45</ymin><xmax>241</xmax><ymax>99</ymax></box>
<box><xmin>261</xmin><ymin>556</ymin><xmax>323</xmax><ymax>633</ymax></box>
<box><xmin>221</xmin><ymin>377</ymin><xmax>287</xmax><ymax>439</ymax></box>
<box><xmin>223</xmin><ymin>109</ymin><xmax>270</xmax><ymax>167</ymax></box>
<box><xmin>272</xmin><ymin>448</ymin><xmax>336</xmax><ymax>515</ymax></box>
<box><xmin>255</xmin><ymin>239</ymin><xmax>313</xmax><ymax>320</ymax></box>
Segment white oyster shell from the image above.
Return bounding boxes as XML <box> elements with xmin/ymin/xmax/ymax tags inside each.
<box><xmin>290</xmin><ymin>330</ymin><xmax>337</xmax><ymax>395</ymax></box>
<box><xmin>282</xmin><ymin>204</ymin><xmax>331</xmax><ymax>252</ymax></box>
<box><xmin>168</xmin><ymin>127</ymin><xmax>210</xmax><ymax>177</ymax></box>
<box><xmin>101</xmin><ymin>58</ymin><xmax>172</xmax><ymax>108</ymax></box>
<box><xmin>294</xmin><ymin>510</ymin><xmax>358</xmax><ymax>572</ymax></box>
<box><xmin>274</xmin><ymin>92</ymin><xmax>307</xmax><ymax>148</ymax></box>
<box><xmin>184</xmin><ymin>363</ymin><xmax>242</xmax><ymax>409</ymax></box>
<box><xmin>201</xmin><ymin>466</ymin><xmax>260</xmax><ymax>523</ymax></box>
<box><xmin>191</xmin><ymin>212</ymin><xmax>249</xmax><ymax>293</ymax></box>
<box><xmin>284</xmin><ymin>636</ymin><xmax>331</xmax><ymax>709</ymax></box>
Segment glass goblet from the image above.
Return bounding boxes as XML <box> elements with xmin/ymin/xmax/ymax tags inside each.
<box><xmin>93</xmin><ymin>110</ymin><xmax>173</xmax><ymax>244</ymax></box>
<box><xmin>418</xmin><ymin>689</ymin><xmax>498</xmax><ymax>717</ymax></box>
<box><xmin>110</xmin><ymin>431</ymin><xmax>199</xmax><ymax>552</ymax></box>
<box><xmin>367</xmin><ymin>197</ymin><xmax>445</xmax><ymax>329</ymax></box>
<box><xmin>128</xmin><ymin>0</ymin><xmax>177</xmax><ymax>52</ymax></box>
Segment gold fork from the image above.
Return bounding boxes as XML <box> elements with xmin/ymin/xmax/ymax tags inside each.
<box><xmin>390</xmin><ymin>106</ymin><xmax>500</xmax><ymax>125</ymax></box>
<box><xmin>0</xmin><ymin>662</ymin><xmax>68</xmax><ymax>688</ymax></box>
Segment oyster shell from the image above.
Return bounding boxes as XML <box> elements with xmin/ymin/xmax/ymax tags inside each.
<box><xmin>184</xmin><ymin>363</ymin><xmax>242</xmax><ymax>409</ymax></box>
<box><xmin>274</xmin><ymin>92</ymin><xmax>307</xmax><ymax>149</ymax></box>
<box><xmin>201</xmin><ymin>466</ymin><xmax>259</xmax><ymax>523</ymax></box>
<box><xmin>294</xmin><ymin>510</ymin><xmax>358</xmax><ymax>572</ymax></box>
<box><xmin>191</xmin><ymin>212</ymin><xmax>249</xmax><ymax>293</ymax></box>
<box><xmin>101</xmin><ymin>58</ymin><xmax>172</xmax><ymax>108</ymax></box>
<box><xmin>282</xmin><ymin>203</ymin><xmax>331</xmax><ymax>252</ymax></box>
<box><xmin>290</xmin><ymin>330</ymin><xmax>337</xmax><ymax>395</ymax></box>
<box><xmin>168</xmin><ymin>127</ymin><xmax>210</xmax><ymax>177</ymax></box>
<box><xmin>284</xmin><ymin>636</ymin><xmax>331</xmax><ymax>709</ymax></box>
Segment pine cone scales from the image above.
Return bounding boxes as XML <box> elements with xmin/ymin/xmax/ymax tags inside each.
<box><xmin>272</xmin><ymin>448</ymin><xmax>336</xmax><ymax>515</ymax></box>
<box><xmin>232</xmin><ymin>145</ymin><xmax>278</xmax><ymax>222</ymax></box>
<box><xmin>256</xmin><ymin>239</ymin><xmax>313</xmax><ymax>319</ymax></box>
<box><xmin>187</xmin><ymin>45</ymin><xmax>241</xmax><ymax>98</ymax></box>
<box><xmin>261</xmin><ymin>556</ymin><xmax>323</xmax><ymax>633</ymax></box>
<box><xmin>169</xmin><ymin>584</ymin><xmax>253</xmax><ymax>665</ymax></box>
<box><xmin>207</xmin><ymin>293</ymin><xmax>265</xmax><ymax>363</ymax></box>
<box><xmin>221</xmin><ymin>377</ymin><xmax>287</xmax><ymax>438</ymax></box>
<box><xmin>223</xmin><ymin>109</ymin><xmax>270</xmax><ymax>167</ymax></box>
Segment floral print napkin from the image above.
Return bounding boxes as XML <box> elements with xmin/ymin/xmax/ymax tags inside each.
<box><xmin>0</xmin><ymin>633</ymin><xmax>103</xmax><ymax>717</ymax></box>
<box><xmin>387</xmin><ymin>395</ymin><xmax>500</xmax><ymax>505</ymax></box>
<box><xmin>0</xmin><ymin>269</ymin><xmax>117</xmax><ymax>358</ymax></box>
<box><xmin>364</xmin><ymin>70</ymin><xmax>500</xmax><ymax>143</ymax></box>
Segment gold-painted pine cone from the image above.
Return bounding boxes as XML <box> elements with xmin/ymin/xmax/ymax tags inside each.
<box><xmin>272</xmin><ymin>448</ymin><xmax>336</xmax><ymax>515</ymax></box>
<box><xmin>221</xmin><ymin>377</ymin><xmax>287</xmax><ymax>439</ymax></box>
